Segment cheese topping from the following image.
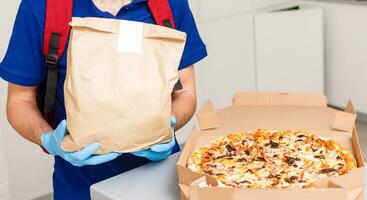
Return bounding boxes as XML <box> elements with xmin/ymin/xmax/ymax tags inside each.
<box><xmin>187</xmin><ymin>130</ymin><xmax>357</xmax><ymax>189</ymax></box>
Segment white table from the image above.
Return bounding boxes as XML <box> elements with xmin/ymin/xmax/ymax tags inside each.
<box><xmin>91</xmin><ymin>153</ymin><xmax>181</xmax><ymax>200</ymax></box>
<box><xmin>91</xmin><ymin>154</ymin><xmax>367</xmax><ymax>200</ymax></box>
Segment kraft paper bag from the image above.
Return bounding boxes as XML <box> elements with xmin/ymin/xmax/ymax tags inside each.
<box><xmin>61</xmin><ymin>17</ymin><xmax>187</xmax><ymax>154</ymax></box>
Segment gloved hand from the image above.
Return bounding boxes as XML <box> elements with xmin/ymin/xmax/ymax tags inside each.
<box><xmin>41</xmin><ymin>120</ymin><xmax>121</xmax><ymax>167</ymax></box>
<box><xmin>131</xmin><ymin>116</ymin><xmax>177</xmax><ymax>161</ymax></box>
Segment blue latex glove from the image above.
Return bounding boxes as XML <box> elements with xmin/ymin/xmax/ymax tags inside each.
<box><xmin>41</xmin><ymin>120</ymin><xmax>121</xmax><ymax>167</ymax></box>
<box><xmin>131</xmin><ymin>116</ymin><xmax>177</xmax><ymax>161</ymax></box>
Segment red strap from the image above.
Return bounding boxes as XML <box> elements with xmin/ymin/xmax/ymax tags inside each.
<box><xmin>148</xmin><ymin>0</ymin><xmax>176</xmax><ymax>29</ymax></box>
<box><xmin>43</xmin><ymin>0</ymin><xmax>73</xmax><ymax>58</ymax></box>
<box><xmin>40</xmin><ymin>145</ymin><xmax>50</xmax><ymax>154</ymax></box>
<box><xmin>43</xmin><ymin>113</ymin><xmax>55</xmax><ymax>127</ymax></box>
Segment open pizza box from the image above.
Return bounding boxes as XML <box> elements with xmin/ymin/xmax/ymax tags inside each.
<box><xmin>177</xmin><ymin>92</ymin><xmax>365</xmax><ymax>200</ymax></box>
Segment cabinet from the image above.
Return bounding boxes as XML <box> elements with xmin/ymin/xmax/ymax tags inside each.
<box><xmin>255</xmin><ymin>8</ymin><xmax>324</xmax><ymax>93</ymax></box>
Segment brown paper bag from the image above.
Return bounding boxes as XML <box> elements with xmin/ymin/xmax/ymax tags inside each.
<box><xmin>61</xmin><ymin>17</ymin><xmax>187</xmax><ymax>154</ymax></box>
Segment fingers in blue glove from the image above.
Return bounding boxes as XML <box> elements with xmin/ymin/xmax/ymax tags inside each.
<box><xmin>80</xmin><ymin>153</ymin><xmax>121</xmax><ymax>166</ymax></box>
<box><xmin>53</xmin><ymin>120</ymin><xmax>68</xmax><ymax>142</ymax></box>
<box><xmin>65</xmin><ymin>143</ymin><xmax>121</xmax><ymax>167</ymax></box>
<box><xmin>40</xmin><ymin>120</ymin><xmax>68</xmax><ymax>155</ymax></box>
<box><xmin>150</xmin><ymin>138</ymin><xmax>176</xmax><ymax>153</ymax></box>
<box><xmin>149</xmin><ymin>150</ymin><xmax>172</xmax><ymax>161</ymax></box>
<box><xmin>49</xmin><ymin>120</ymin><xmax>67</xmax><ymax>151</ymax></box>
<box><xmin>132</xmin><ymin>149</ymin><xmax>172</xmax><ymax>162</ymax></box>
<box><xmin>69</xmin><ymin>143</ymin><xmax>100</xmax><ymax>161</ymax></box>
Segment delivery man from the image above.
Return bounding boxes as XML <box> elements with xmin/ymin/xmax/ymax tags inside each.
<box><xmin>0</xmin><ymin>0</ymin><xmax>207</xmax><ymax>199</ymax></box>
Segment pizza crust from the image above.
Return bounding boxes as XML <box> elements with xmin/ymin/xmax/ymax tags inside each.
<box><xmin>187</xmin><ymin>130</ymin><xmax>357</xmax><ymax>189</ymax></box>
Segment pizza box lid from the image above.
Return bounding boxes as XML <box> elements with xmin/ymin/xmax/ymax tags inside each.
<box><xmin>177</xmin><ymin>92</ymin><xmax>365</xmax><ymax>200</ymax></box>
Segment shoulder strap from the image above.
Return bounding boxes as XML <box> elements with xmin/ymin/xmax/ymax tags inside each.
<box><xmin>39</xmin><ymin>0</ymin><xmax>73</xmax><ymax>114</ymax></box>
<box><xmin>43</xmin><ymin>0</ymin><xmax>73</xmax><ymax>58</ymax></box>
<box><xmin>147</xmin><ymin>0</ymin><xmax>182</xmax><ymax>90</ymax></box>
<box><xmin>147</xmin><ymin>0</ymin><xmax>176</xmax><ymax>29</ymax></box>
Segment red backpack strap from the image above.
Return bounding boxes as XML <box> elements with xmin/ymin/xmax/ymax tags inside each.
<box><xmin>39</xmin><ymin>0</ymin><xmax>73</xmax><ymax>115</ymax></box>
<box><xmin>43</xmin><ymin>0</ymin><xmax>73</xmax><ymax>58</ymax></box>
<box><xmin>147</xmin><ymin>0</ymin><xmax>183</xmax><ymax>90</ymax></box>
<box><xmin>147</xmin><ymin>0</ymin><xmax>176</xmax><ymax>29</ymax></box>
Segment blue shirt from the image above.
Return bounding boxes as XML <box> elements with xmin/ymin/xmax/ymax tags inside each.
<box><xmin>0</xmin><ymin>0</ymin><xmax>207</xmax><ymax>199</ymax></box>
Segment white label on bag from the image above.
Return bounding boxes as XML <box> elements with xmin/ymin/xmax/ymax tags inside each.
<box><xmin>117</xmin><ymin>20</ymin><xmax>143</xmax><ymax>53</ymax></box>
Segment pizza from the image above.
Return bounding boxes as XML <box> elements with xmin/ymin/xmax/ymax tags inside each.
<box><xmin>187</xmin><ymin>129</ymin><xmax>357</xmax><ymax>189</ymax></box>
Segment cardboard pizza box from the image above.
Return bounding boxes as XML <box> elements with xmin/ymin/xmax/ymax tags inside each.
<box><xmin>177</xmin><ymin>92</ymin><xmax>365</xmax><ymax>200</ymax></box>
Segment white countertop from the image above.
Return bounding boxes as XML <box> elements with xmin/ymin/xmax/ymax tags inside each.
<box><xmin>91</xmin><ymin>152</ymin><xmax>181</xmax><ymax>200</ymax></box>
<box><xmin>91</xmin><ymin>154</ymin><xmax>367</xmax><ymax>200</ymax></box>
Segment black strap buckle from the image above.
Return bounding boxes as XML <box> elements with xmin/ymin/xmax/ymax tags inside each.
<box><xmin>173</xmin><ymin>80</ymin><xmax>183</xmax><ymax>91</ymax></box>
<box><xmin>163</xmin><ymin>19</ymin><xmax>173</xmax><ymax>28</ymax></box>
<box><xmin>45</xmin><ymin>32</ymin><xmax>61</xmax><ymax>69</ymax></box>
<box><xmin>45</xmin><ymin>53</ymin><xmax>59</xmax><ymax>70</ymax></box>
<box><xmin>41</xmin><ymin>32</ymin><xmax>61</xmax><ymax>114</ymax></box>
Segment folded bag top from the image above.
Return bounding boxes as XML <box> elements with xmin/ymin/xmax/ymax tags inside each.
<box><xmin>69</xmin><ymin>17</ymin><xmax>187</xmax><ymax>40</ymax></box>
<box><xmin>62</xmin><ymin>17</ymin><xmax>187</xmax><ymax>154</ymax></box>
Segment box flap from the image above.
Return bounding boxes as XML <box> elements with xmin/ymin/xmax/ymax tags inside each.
<box><xmin>177</xmin><ymin>127</ymin><xmax>205</xmax><ymax>186</ymax></box>
<box><xmin>346</xmin><ymin>187</ymin><xmax>364</xmax><ymax>200</ymax></box>
<box><xmin>328</xmin><ymin>182</ymin><xmax>363</xmax><ymax>200</ymax></box>
<box><xmin>232</xmin><ymin>92</ymin><xmax>327</xmax><ymax>107</ymax></box>
<box><xmin>200</xmin><ymin>106</ymin><xmax>348</xmax><ymax>137</ymax></box>
<box><xmin>352</xmin><ymin>128</ymin><xmax>365</xmax><ymax>167</ymax></box>
<box><xmin>197</xmin><ymin>111</ymin><xmax>219</xmax><ymax>131</ymax></box>
<box><xmin>197</xmin><ymin>100</ymin><xmax>219</xmax><ymax>130</ymax></box>
<box><xmin>179</xmin><ymin>184</ymin><xmax>190</xmax><ymax>200</ymax></box>
<box><xmin>199</xmin><ymin>99</ymin><xmax>216</xmax><ymax>113</ymax></box>
<box><xmin>345</xmin><ymin>100</ymin><xmax>357</xmax><ymax>115</ymax></box>
<box><xmin>270</xmin><ymin>93</ymin><xmax>327</xmax><ymax>107</ymax></box>
<box><xmin>332</xmin><ymin>111</ymin><xmax>357</xmax><ymax>132</ymax></box>
<box><xmin>328</xmin><ymin>167</ymin><xmax>365</xmax><ymax>190</ymax></box>
<box><xmin>232</xmin><ymin>92</ymin><xmax>270</xmax><ymax>106</ymax></box>
<box><xmin>177</xmin><ymin>165</ymin><xmax>203</xmax><ymax>186</ymax></box>
<box><xmin>344</xmin><ymin>101</ymin><xmax>365</xmax><ymax>166</ymax></box>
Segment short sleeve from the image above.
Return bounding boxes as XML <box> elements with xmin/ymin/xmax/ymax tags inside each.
<box><xmin>0</xmin><ymin>0</ymin><xmax>45</xmax><ymax>86</ymax></box>
<box><xmin>171</xmin><ymin>0</ymin><xmax>207</xmax><ymax>70</ymax></box>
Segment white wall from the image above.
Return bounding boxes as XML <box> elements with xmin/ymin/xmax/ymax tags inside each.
<box><xmin>0</xmin><ymin>1</ymin><xmax>54</xmax><ymax>200</ymax></box>
<box><xmin>300</xmin><ymin>0</ymin><xmax>367</xmax><ymax>113</ymax></box>
<box><xmin>197</xmin><ymin>0</ymin><xmax>293</xmax><ymax>22</ymax></box>
<box><xmin>0</xmin><ymin>122</ymin><xmax>10</xmax><ymax>200</ymax></box>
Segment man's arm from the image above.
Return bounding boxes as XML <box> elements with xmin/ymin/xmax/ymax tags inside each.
<box><xmin>171</xmin><ymin>65</ymin><xmax>197</xmax><ymax>131</ymax></box>
<box><xmin>6</xmin><ymin>84</ymin><xmax>121</xmax><ymax>165</ymax></box>
<box><xmin>6</xmin><ymin>83</ymin><xmax>53</xmax><ymax>145</ymax></box>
